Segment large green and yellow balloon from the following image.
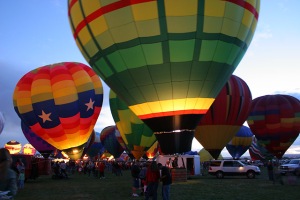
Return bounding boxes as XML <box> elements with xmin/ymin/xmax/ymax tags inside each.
<box><xmin>109</xmin><ymin>90</ymin><xmax>156</xmax><ymax>159</ymax></box>
<box><xmin>68</xmin><ymin>0</ymin><xmax>260</xmax><ymax>154</ymax></box>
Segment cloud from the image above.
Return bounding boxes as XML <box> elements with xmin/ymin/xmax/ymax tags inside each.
<box><xmin>285</xmin><ymin>145</ymin><xmax>300</xmax><ymax>154</ymax></box>
<box><xmin>94</xmin><ymin>105</ymin><xmax>115</xmax><ymax>132</ymax></box>
<box><xmin>251</xmin><ymin>24</ymin><xmax>273</xmax><ymax>48</ymax></box>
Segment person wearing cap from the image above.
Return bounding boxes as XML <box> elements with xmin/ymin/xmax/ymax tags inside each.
<box><xmin>0</xmin><ymin>148</ymin><xmax>18</xmax><ymax>197</ymax></box>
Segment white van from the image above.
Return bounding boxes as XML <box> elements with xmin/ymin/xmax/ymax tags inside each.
<box><xmin>156</xmin><ymin>155</ymin><xmax>201</xmax><ymax>176</ymax></box>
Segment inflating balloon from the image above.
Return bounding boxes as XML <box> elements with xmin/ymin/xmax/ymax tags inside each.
<box><xmin>226</xmin><ymin>126</ymin><xmax>253</xmax><ymax>159</ymax></box>
<box><xmin>109</xmin><ymin>90</ymin><xmax>156</xmax><ymax>159</ymax></box>
<box><xmin>247</xmin><ymin>94</ymin><xmax>300</xmax><ymax>159</ymax></box>
<box><xmin>100</xmin><ymin>125</ymin><xmax>125</xmax><ymax>158</ymax></box>
<box><xmin>68</xmin><ymin>0</ymin><xmax>260</xmax><ymax>154</ymax></box>
<box><xmin>195</xmin><ymin>75</ymin><xmax>252</xmax><ymax>159</ymax></box>
<box><xmin>13</xmin><ymin>62</ymin><xmax>103</xmax><ymax>160</ymax></box>
<box><xmin>22</xmin><ymin>143</ymin><xmax>36</xmax><ymax>155</ymax></box>
<box><xmin>4</xmin><ymin>140</ymin><xmax>21</xmax><ymax>154</ymax></box>
<box><xmin>86</xmin><ymin>131</ymin><xmax>105</xmax><ymax>158</ymax></box>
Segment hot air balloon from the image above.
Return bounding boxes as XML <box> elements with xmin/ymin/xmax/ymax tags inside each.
<box><xmin>0</xmin><ymin>112</ymin><xmax>4</xmax><ymax>134</ymax></box>
<box><xmin>109</xmin><ymin>90</ymin><xmax>156</xmax><ymax>159</ymax></box>
<box><xmin>226</xmin><ymin>126</ymin><xmax>253</xmax><ymax>159</ymax></box>
<box><xmin>68</xmin><ymin>0</ymin><xmax>260</xmax><ymax>154</ymax></box>
<box><xmin>195</xmin><ymin>75</ymin><xmax>252</xmax><ymax>159</ymax></box>
<box><xmin>21</xmin><ymin>121</ymin><xmax>56</xmax><ymax>158</ymax></box>
<box><xmin>86</xmin><ymin>131</ymin><xmax>105</xmax><ymax>158</ymax></box>
<box><xmin>4</xmin><ymin>140</ymin><xmax>22</xmax><ymax>154</ymax></box>
<box><xmin>100</xmin><ymin>126</ymin><xmax>125</xmax><ymax>158</ymax></box>
<box><xmin>13</xmin><ymin>62</ymin><xmax>103</xmax><ymax>160</ymax></box>
<box><xmin>247</xmin><ymin>95</ymin><xmax>300</xmax><ymax>159</ymax></box>
<box><xmin>22</xmin><ymin>143</ymin><xmax>36</xmax><ymax>155</ymax></box>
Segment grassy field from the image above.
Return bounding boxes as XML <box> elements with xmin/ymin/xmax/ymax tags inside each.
<box><xmin>15</xmin><ymin>168</ymin><xmax>300</xmax><ymax>200</ymax></box>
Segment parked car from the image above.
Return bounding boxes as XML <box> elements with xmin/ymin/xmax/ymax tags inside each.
<box><xmin>279</xmin><ymin>159</ymin><xmax>300</xmax><ymax>175</ymax></box>
<box><xmin>208</xmin><ymin>160</ymin><xmax>261</xmax><ymax>179</ymax></box>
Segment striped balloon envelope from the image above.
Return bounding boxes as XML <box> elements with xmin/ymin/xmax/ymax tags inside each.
<box><xmin>68</xmin><ymin>0</ymin><xmax>260</xmax><ymax>154</ymax></box>
<box><xmin>21</xmin><ymin>121</ymin><xmax>56</xmax><ymax>158</ymax></box>
<box><xmin>226</xmin><ymin>126</ymin><xmax>253</xmax><ymax>159</ymax></box>
<box><xmin>247</xmin><ymin>95</ymin><xmax>300</xmax><ymax>159</ymax></box>
<box><xmin>100</xmin><ymin>125</ymin><xmax>125</xmax><ymax>158</ymax></box>
<box><xmin>195</xmin><ymin>75</ymin><xmax>252</xmax><ymax>159</ymax></box>
<box><xmin>13</xmin><ymin>62</ymin><xmax>103</xmax><ymax>160</ymax></box>
<box><xmin>109</xmin><ymin>90</ymin><xmax>156</xmax><ymax>159</ymax></box>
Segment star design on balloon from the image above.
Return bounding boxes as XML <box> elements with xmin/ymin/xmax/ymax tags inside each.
<box><xmin>85</xmin><ymin>98</ymin><xmax>95</xmax><ymax>111</ymax></box>
<box><xmin>39</xmin><ymin>110</ymin><xmax>52</xmax><ymax>123</ymax></box>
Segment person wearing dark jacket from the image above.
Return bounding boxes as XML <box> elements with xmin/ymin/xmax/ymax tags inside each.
<box><xmin>160</xmin><ymin>166</ymin><xmax>172</xmax><ymax>200</ymax></box>
<box><xmin>131</xmin><ymin>161</ymin><xmax>141</xmax><ymax>197</ymax></box>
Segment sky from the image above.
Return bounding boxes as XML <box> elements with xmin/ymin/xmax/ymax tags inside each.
<box><xmin>0</xmin><ymin>0</ymin><xmax>300</xmax><ymax>157</ymax></box>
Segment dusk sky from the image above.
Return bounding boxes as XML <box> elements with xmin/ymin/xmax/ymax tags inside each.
<box><xmin>0</xmin><ymin>0</ymin><xmax>299</xmax><ymax>157</ymax></box>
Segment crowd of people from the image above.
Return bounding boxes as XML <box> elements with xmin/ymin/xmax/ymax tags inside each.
<box><xmin>131</xmin><ymin>161</ymin><xmax>172</xmax><ymax>200</ymax></box>
<box><xmin>50</xmin><ymin>158</ymin><xmax>173</xmax><ymax>200</ymax></box>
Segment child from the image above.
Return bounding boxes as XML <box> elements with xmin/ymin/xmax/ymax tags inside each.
<box><xmin>18</xmin><ymin>169</ymin><xmax>25</xmax><ymax>189</ymax></box>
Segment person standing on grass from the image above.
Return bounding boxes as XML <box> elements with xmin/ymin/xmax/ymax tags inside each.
<box><xmin>145</xmin><ymin>161</ymin><xmax>160</xmax><ymax>200</ymax></box>
<box><xmin>99</xmin><ymin>161</ymin><xmax>105</xmax><ymax>179</ymax></box>
<box><xmin>18</xmin><ymin>169</ymin><xmax>25</xmax><ymax>189</ymax></box>
<box><xmin>0</xmin><ymin>148</ymin><xmax>18</xmax><ymax>197</ymax></box>
<box><xmin>139</xmin><ymin>163</ymin><xmax>148</xmax><ymax>196</ymax></box>
<box><xmin>160</xmin><ymin>166</ymin><xmax>172</xmax><ymax>200</ymax></box>
<box><xmin>131</xmin><ymin>161</ymin><xmax>141</xmax><ymax>197</ymax></box>
<box><xmin>267</xmin><ymin>160</ymin><xmax>274</xmax><ymax>183</ymax></box>
<box><xmin>60</xmin><ymin>161</ymin><xmax>68</xmax><ymax>178</ymax></box>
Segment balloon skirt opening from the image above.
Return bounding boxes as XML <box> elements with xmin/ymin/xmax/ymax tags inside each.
<box><xmin>155</xmin><ymin>130</ymin><xmax>194</xmax><ymax>154</ymax></box>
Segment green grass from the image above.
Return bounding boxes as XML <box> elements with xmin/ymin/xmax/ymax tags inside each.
<box><xmin>15</xmin><ymin>169</ymin><xmax>300</xmax><ymax>200</ymax></box>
